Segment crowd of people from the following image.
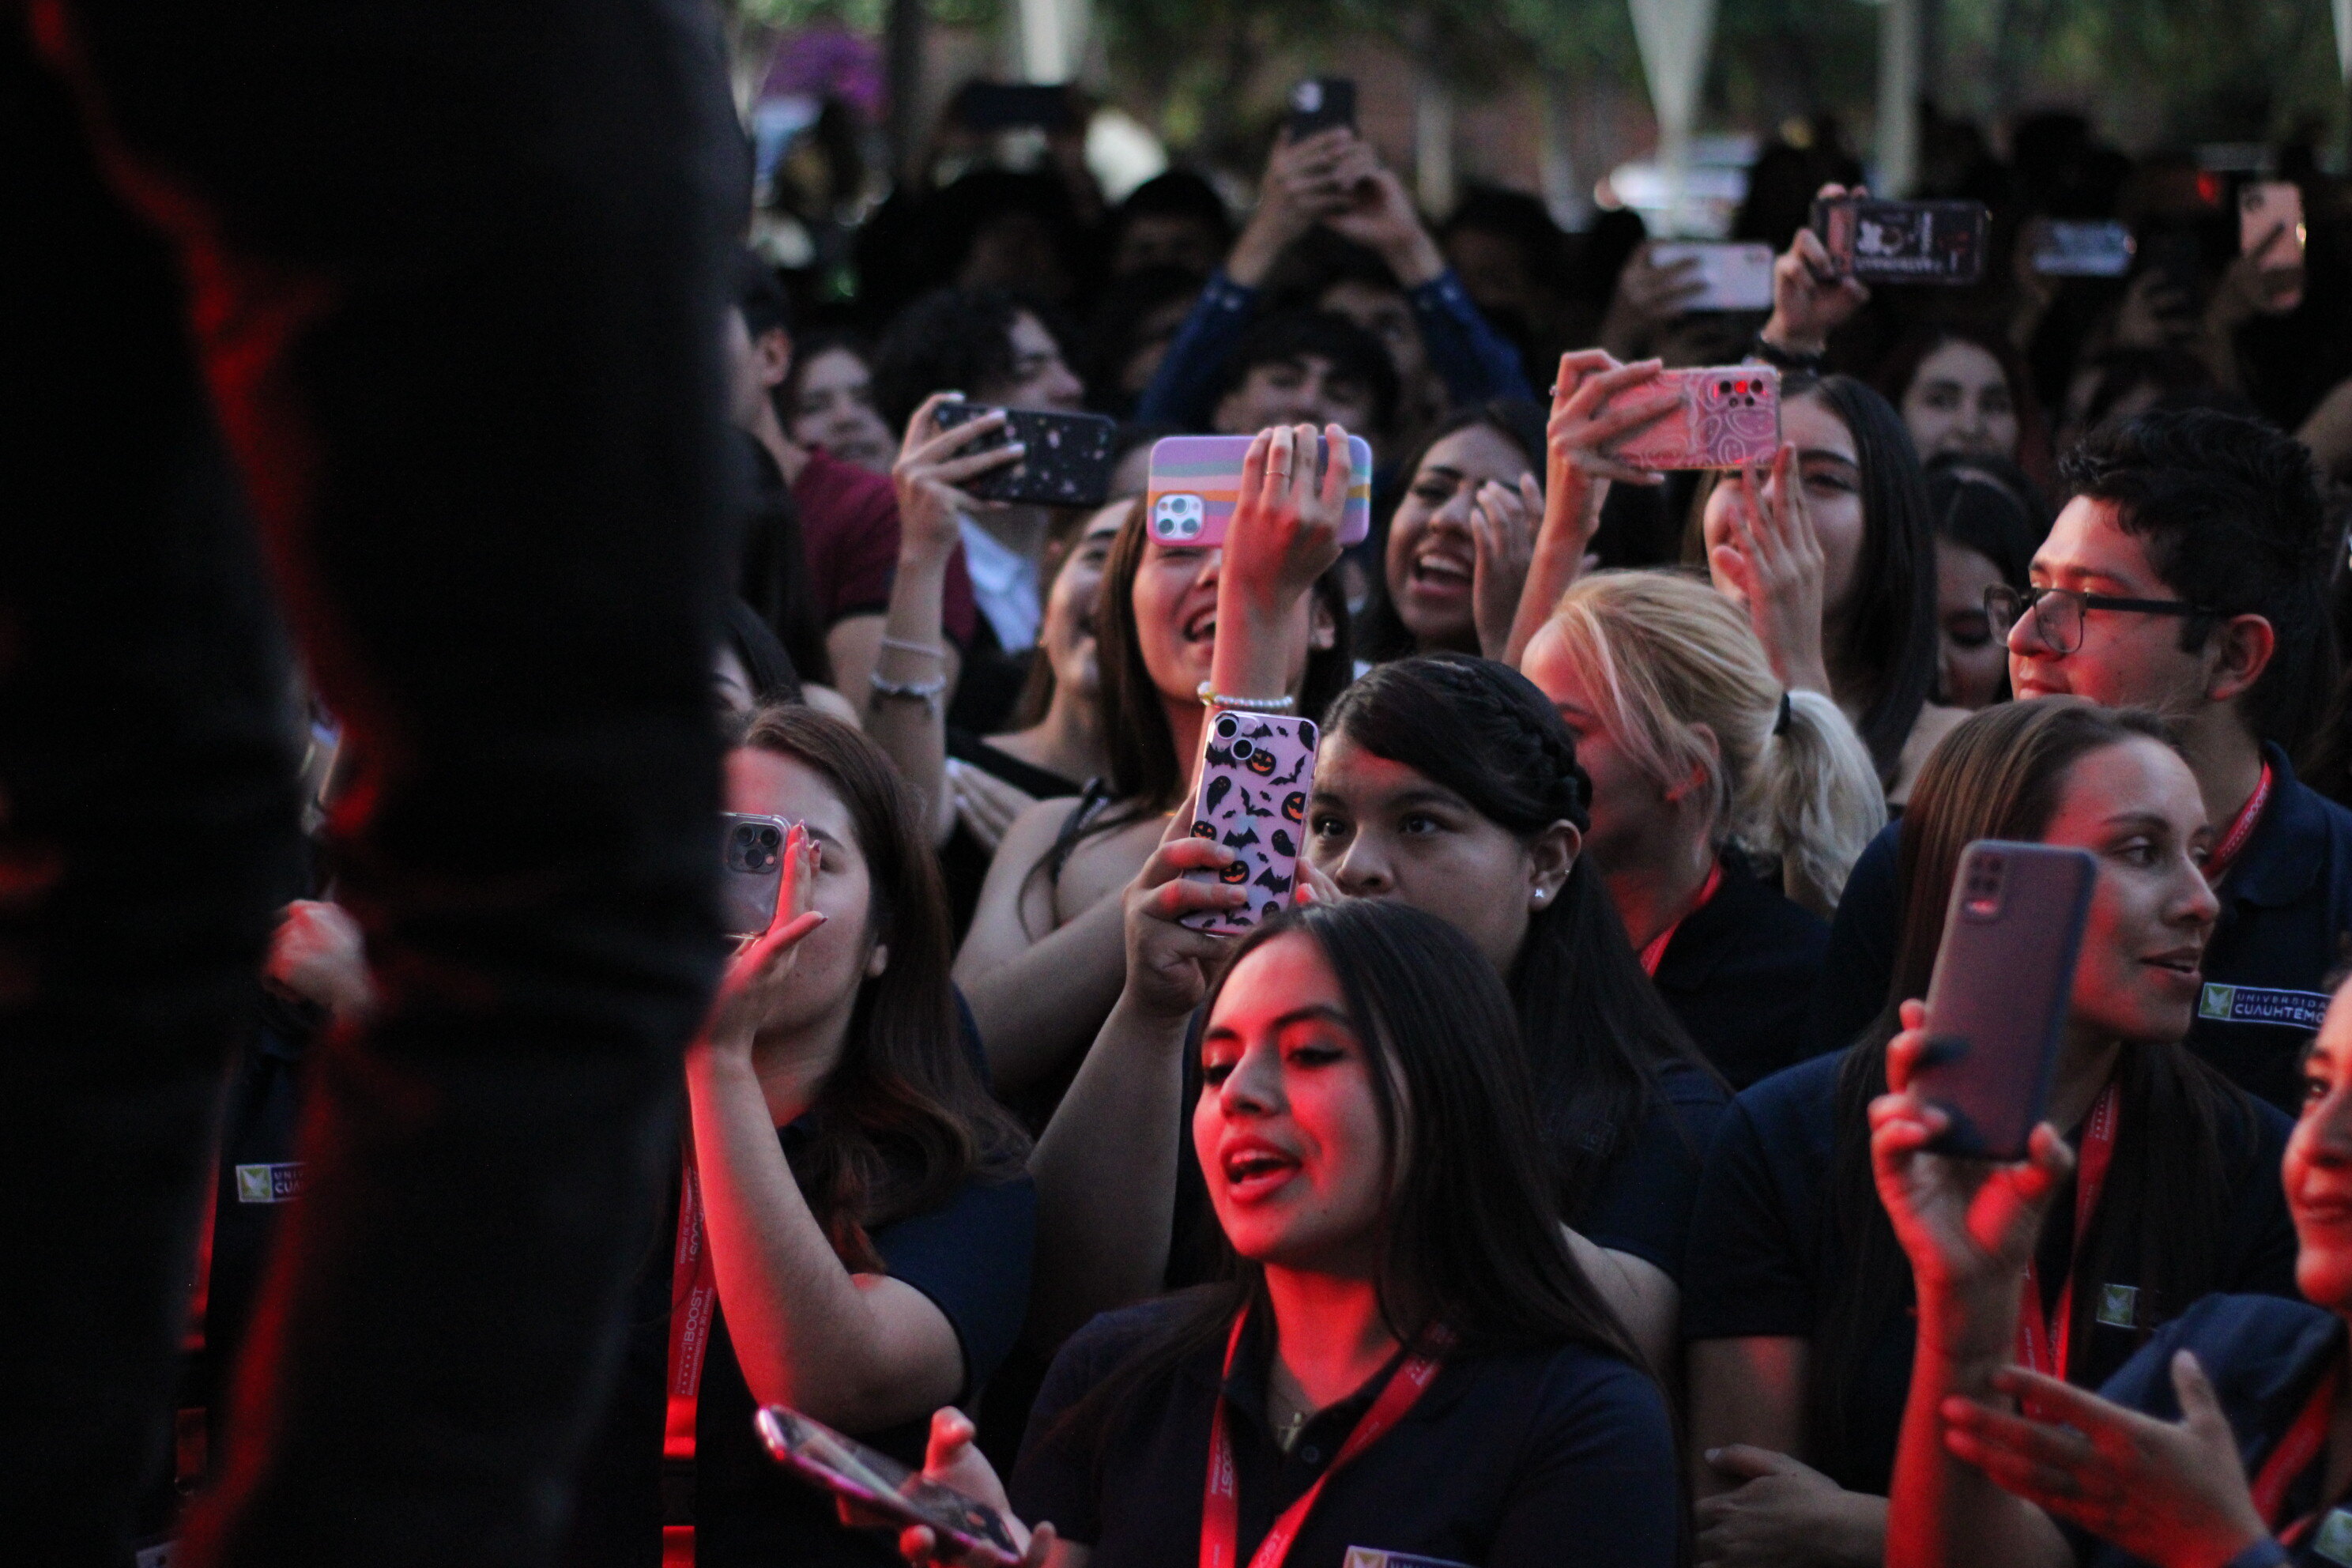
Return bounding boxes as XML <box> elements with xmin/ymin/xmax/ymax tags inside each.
<box><xmin>27</xmin><ymin>19</ymin><xmax>2352</xmax><ymax>1567</ymax></box>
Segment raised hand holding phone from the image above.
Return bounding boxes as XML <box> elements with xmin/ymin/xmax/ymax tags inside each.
<box><xmin>1765</xmin><ymin>183</ymin><xmax>1873</xmax><ymax>356</ymax></box>
<box><xmin>1208</xmin><ymin>423</ymin><xmax>1348</xmax><ymax>697</ymax></box>
<box><xmin>699</xmin><ymin>821</ymin><xmax>828</xmax><ymax>1061</ymax></box>
<box><xmin>1502</xmin><ymin>351</ymin><xmax>1676</xmax><ymax>665</ymax></box>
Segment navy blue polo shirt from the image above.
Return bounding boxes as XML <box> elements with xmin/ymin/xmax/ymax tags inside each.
<box><xmin>1804</xmin><ymin>745</ymin><xmax>2352</xmax><ymax>1111</ymax></box>
<box><xmin>1681</xmin><ymin>1049</ymin><xmax>2299</xmax><ymax>1495</ymax></box>
<box><xmin>2076</xmin><ymin>1295</ymin><xmax>2344</xmax><ymax>1567</ymax></box>
<box><xmin>561</xmin><ymin>1130</ymin><xmax>1036</xmax><ymax>1568</ymax></box>
<box><xmin>1653</xmin><ymin>851</ymin><xmax>1831</xmax><ymax>1091</ymax></box>
<box><xmin>1010</xmin><ymin>1293</ymin><xmax>1679</xmax><ymax>1568</ymax></box>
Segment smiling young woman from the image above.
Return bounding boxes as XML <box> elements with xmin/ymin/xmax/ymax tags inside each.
<box><xmin>1682</xmin><ymin>698</ymin><xmax>2301</xmax><ymax>1568</ymax></box>
<box><xmin>878</xmin><ymin>899</ymin><xmax>1680</xmax><ymax>1568</ymax></box>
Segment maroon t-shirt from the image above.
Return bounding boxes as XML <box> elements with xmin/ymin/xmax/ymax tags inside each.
<box><xmin>793</xmin><ymin>446</ymin><xmax>978</xmax><ymax>647</ymax></box>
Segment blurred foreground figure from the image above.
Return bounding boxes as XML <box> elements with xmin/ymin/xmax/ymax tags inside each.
<box><xmin>2</xmin><ymin>4</ymin><xmax>737</xmax><ymax>1564</ymax></box>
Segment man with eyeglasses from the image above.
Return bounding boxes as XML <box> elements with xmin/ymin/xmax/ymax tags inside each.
<box><xmin>1807</xmin><ymin>409</ymin><xmax>2352</xmax><ymax>1113</ymax></box>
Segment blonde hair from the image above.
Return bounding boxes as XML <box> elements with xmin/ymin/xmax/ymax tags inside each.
<box><xmin>1543</xmin><ymin>570</ymin><xmax>1886</xmax><ymax>914</ymax></box>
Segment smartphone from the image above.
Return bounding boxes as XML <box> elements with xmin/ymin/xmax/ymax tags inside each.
<box><xmin>1811</xmin><ymin>197</ymin><xmax>1989</xmax><ymax>285</ymax></box>
<box><xmin>2241</xmin><ymin>181</ymin><xmax>2305</xmax><ymax>307</ymax></box>
<box><xmin>1911</xmin><ymin>840</ymin><xmax>2098</xmax><ymax>1160</ymax></box>
<box><xmin>951</xmin><ymin>81</ymin><xmax>1078</xmax><ymax>134</ymax></box>
<box><xmin>1609</xmin><ymin>365</ymin><xmax>1781</xmax><ymax>472</ymax></box>
<box><xmin>933</xmin><ymin>403</ymin><xmax>1119</xmax><ymax>508</ymax></box>
<box><xmin>1647</xmin><ymin>242</ymin><xmax>1777</xmax><ymax>311</ymax></box>
<box><xmin>2030</xmin><ymin>220</ymin><xmax>2135</xmax><ymax>277</ymax></box>
<box><xmin>1178</xmin><ymin>711</ymin><xmax>1318</xmax><ymax>934</ymax></box>
<box><xmin>756</xmin><ymin>1405</ymin><xmax>1022</xmax><ymax>1568</ymax></box>
<box><xmin>1285</xmin><ymin>77</ymin><xmax>1356</xmax><ymax>140</ymax></box>
<box><xmin>1145</xmin><ymin>432</ymin><xmax>1375</xmax><ymax>548</ymax></box>
<box><xmin>719</xmin><ymin>812</ymin><xmax>793</xmax><ymax>941</ymax></box>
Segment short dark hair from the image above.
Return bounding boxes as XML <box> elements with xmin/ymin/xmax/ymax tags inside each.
<box><xmin>2061</xmin><ymin>407</ymin><xmax>2341</xmax><ymax>747</ymax></box>
<box><xmin>869</xmin><ymin>286</ymin><xmax>1070</xmax><ymax>434</ymax></box>
<box><xmin>734</xmin><ymin>250</ymin><xmax>793</xmax><ymax>341</ymax></box>
<box><xmin>1111</xmin><ymin>170</ymin><xmax>1233</xmax><ymax>258</ymax></box>
<box><xmin>1215</xmin><ymin>309</ymin><xmax>1400</xmax><ymax>437</ymax></box>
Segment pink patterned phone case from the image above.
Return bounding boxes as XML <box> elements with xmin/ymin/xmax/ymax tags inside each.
<box><xmin>1178</xmin><ymin>710</ymin><xmax>1319</xmax><ymax>934</ymax></box>
<box><xmin>1611</xmin><ymin>365</ymin><xmax>1782</xmax><ymax>471</ymax></box>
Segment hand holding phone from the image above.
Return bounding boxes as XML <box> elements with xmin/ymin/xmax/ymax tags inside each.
<box><xmin>1645</xmin><ymin>243</ymin><xmax>1777</xmax><ymax>311</ymax></box>
<box><xmin>2240</xmin><ymin>181</ymin><xmax>2306</xmax><ymax>313</ymax></box>
<box><xmin>1909</xmin><ymin>841</ymin><xmax>2097</xmax><ymax>1159</ymax></box>
<box><xmin>933</xmin><ymin>403</ymin><xmax>1118</xmax><ymax>507</ymax></box>
<box><xmin>1284</xmin><ymin>77</ymin><xmax>1357</xmax><ymax>141</ymax></box>
<box><xmin>720</xmin><ymin>812</ymin><xmax>794</xmax><ymax>940</ymax></box>
<box><xmin>1147</xmin><ymin>432</ymin><xmax>1374</xmax><ymax>548</ymax></box>
<box><xmin>1179</xmin><ymin>712</ymin><xmax>1317</xmax><ymax>933</ymax></box>
<box><xmin>1811</xmin><ymin>197</ymin><xmax>1990</xmax><ymax>286</ymax></box>
<box><xmin>2030</xmin><ymin>220</ymin><xmax>2135</xmax><ymax>278</ymax></box>
<box><xmin>1607</xmin><ymin>366</ymin><xmax>1782</xmax><ymax>472</ymax></box>
<box><xmin>758</xmin><ymin>1405</ymin><xmax>1025</xmax><ymax>1568</ymax></box>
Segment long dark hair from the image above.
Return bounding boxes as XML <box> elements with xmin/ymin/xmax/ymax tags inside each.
<box><xmin>1810</xmin><ymin>698</ymin><xmax>2259</xmax><ymax>1474</ymax></box>
<box><xmin>737</xmin><ymin>707</ymin><xmax>1030</xmax><ymax>1269</ymax></box>
<box><xmin>1869</xmin><ymin>323</ymin><xmax>2057</xmax><ymax>497</ymax></box>
<box><xmin>1044</xmin><ymin>499</ymin><xmax>1353</xmax><ymax>880</ymax></box>
<box><xmin>1685</xmin><ymin>375</ymin><xmax>1939</xmax><ymax>788</ymax></box>
<box><xmin>1320</xmin><ymin>655</ymin><xmax>1716</xmax><ymax>1215</ymax></box>
<box><xmin>1355</xmin><ymin>400</ymin><xmax>1550</xmax><ymax>664</ymax></box>
<box><xmin>1049</xmin><ymin>899</ymin><xmax>1649</xmax><ymax>1457</ymax></box>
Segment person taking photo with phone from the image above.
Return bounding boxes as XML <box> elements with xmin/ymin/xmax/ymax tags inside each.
<box><xmin>562</xmin><ymin>708</ymin><xmax>1035</xmax><ymax>1568</ymax></box>
<box><xmin>1682</xmin><ymin>697</ymin><xmax>2300</xmax><ymax>1568</ymax></box>
<box><xmin>1877</xmin><ymin>968</ymin><xmax>2352</xmax><ymax>1568</ymax></box>
<box><xmin>1806</xmin><ymin>409</ymin><xmax>2352</xmax><ymax>1112</ymax></box>
<box><xmin>886</xmin><ymin>899</ymin><xmax>1680</xmax><ymax>1568</ymax></box>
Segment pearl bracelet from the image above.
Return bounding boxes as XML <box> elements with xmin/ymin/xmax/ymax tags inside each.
<box><xmin>1196</xmin><ymin>682</ymin><xmax>1297</xmax><ymax>714</ymax></box>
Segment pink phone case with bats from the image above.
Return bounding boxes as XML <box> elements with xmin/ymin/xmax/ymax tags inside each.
<box><xmin>1178</xmin><ymin>710</ymin><xmax>1319</xmax><ymax>934</ymax></box>
<box><xmin>1611</xmin><ymin>365</ymin><xmax>1782</xmax><ymax>471</ymax></box>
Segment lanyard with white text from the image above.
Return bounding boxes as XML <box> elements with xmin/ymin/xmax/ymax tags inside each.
<box><xmin>1199</xmin><ymin>1312</ymin><xmax>1450</xmax><ymax>1568</ymax></box>
<box><xmin>1638</xmin><ymin>861</ymin><xmax>1724</xmax><ymax>978</ymax></box>
<box><xmin>662</xmin><ymin>1137</ymin><xmax>718</xmax><ymax>1566</ymax></box>
<box><xmin>2015</xmin><ymin>1081</ymin><xmax>2120</xmax><ymax>1388</ymax></box>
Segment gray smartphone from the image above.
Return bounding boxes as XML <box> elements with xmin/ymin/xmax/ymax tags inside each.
<box><xmin>719</xmin><ymin>812</ymin><xmax>793</xmax><ymax>941</ymax></box>
<box><xmin>757</xmin><ymin>1405</ymin><xmax>1022</xmax><ymax>1568</ymax></box>
<box><xmin>1912</xmin><ymin>840</ymin><xmax>2098</xmax><ymax>1159</ymax></box>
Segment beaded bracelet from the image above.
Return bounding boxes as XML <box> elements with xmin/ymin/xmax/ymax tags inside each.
<box><xmin>880</xmin><ymin>635</ymin><xmax>948</xmax><ymax>661</ymax></box>
<box><xmin>870</xmin><ymin>669</ymin><xmax>948</xmax><ymax>718</ymax></box>
<box><xmin>1196</xmin><ymin>682</ymin><xmax>1298</xmax><ymax>714</ymax></box>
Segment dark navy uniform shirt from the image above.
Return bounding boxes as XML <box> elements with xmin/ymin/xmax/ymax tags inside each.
<box><xmin>1804</xmin><ymin>744</ymin><xmax>2352</xmax><ymax>1111</ymax></box>
<box><xmin>1682</xmin><ymin>1049</ymin><xmax>2300</xmax><ymax>1494</ymax></box>
<box><xmin>562</xmin><ymin>1129</ymin><xmax>1036</xmax><ymax>1568</ymax></box>
<box><xmin>2079</xmin><ymin>1295</ymin><xmax>2345</xmax><ymax>1567</ymax></box>
<box><xmin>1010</xmin><ymin>1293</ymin><xmax>1679</xmax><ymax>1568</ymax></box>
<box><xmin>1653</xmin><ymin>850</ymin><xmax>1831</xmax><ymax>1091</ymax></box>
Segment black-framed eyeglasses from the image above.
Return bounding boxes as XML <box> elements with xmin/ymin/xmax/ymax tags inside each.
<box><xmin>1983</xmin><ymin>584</ymin><xmax>2214</xmax><ymax>656</ymax></box>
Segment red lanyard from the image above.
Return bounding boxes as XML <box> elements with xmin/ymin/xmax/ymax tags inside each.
<box><xmin>1638</xmin><ymin>861</ymin><xmax>1724</xmax><ymax>978</ymax></box>
<box><xmin>1199</xmin><ymin>1313</ymin><xmax>1451</xmax><ymax>1568</ymax></box>
<box><xmin>662</xmin><ymin>1139</ymin><xmax>719</xmax><ymax>1566</ymax></box>
<box><xmin>2252</xmin><ymin>1357</ymin><xmax>2345</xmax><ymax>1545</ymax></box>
<box><xmin>2206</xmin><ymin>761</ymin><xmax>2275</xmax><ymax>887</ymax></box>
<box><xmin>2014</xmin><ymin>1082</ymin><xmax>2120</xmax><ymax>1389</ymax></box>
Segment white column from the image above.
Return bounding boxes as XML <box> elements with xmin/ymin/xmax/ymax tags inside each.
<box><xmin>1016</xmin><ymin>0</ymin><xmax>1085</xmax><ymax>84</ymax></box>
<box><xmin>1627</xmin><ymin>0</ymin><xmax>1719</xmax><ymax>232</ymax></box>
<box><xmin>1875</xmin><ymin>0</ymin><xmax>1921</xmax><ymax>196</ymax></box>
<box><xmin>1416</xmin><ymin>74</ymin><xmax>1457</xmax><ymax>220</ymax></box>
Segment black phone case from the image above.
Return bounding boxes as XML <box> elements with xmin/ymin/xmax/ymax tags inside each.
<box><xmin>1285</xmin><ymin>77</ymin><xmax>1356</xmax><ymax>138</ymax></box>
<box><xmin>1913</xmin><ymin>841</ymin><xmax>2098</xmax><ymax>1159</ymax></box>
<box><xmin>934</xmin><ymin>403</ymin><xmax>1118</xmax><ymax>508</ymax></box>
<box><xmin>1812</xmin><ymin>198</ymin><xmax>1989</xmax><ymax>286</ymax></box>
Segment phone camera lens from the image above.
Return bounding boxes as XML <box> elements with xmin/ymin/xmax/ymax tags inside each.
<box><xmin>759</xmin><ymin>827</ymin><xmax>781</xmax><ymax>848</ymax></box>
<box><xmin>1216</xmin><ymin>714</ymin><xmax>1238</xmax><ymax>738</ymax></box>
<box><xmin>1231</xmin><ymin>737</ymin><xmax>1255</xmax><ymax>760</ymax></box>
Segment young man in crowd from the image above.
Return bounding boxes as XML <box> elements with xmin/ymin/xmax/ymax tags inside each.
<box><xmin>1208</xmin><ymin>309</ymin><xmax>1399</xmax><ymax>451</ymax></box>
<box><xmin>1808</xmin><ymin>408</ymin><xmax>2352</xmax><ymax>1112</ymax></box>
<box><xmin>1134</xmin><ymin>119</ymin><xmax>1529</xmax><ymax>439</ymax></box>
<box><xmin>726</xmin><ymin>254</ymin><xmax>984</xmax><ymax>719</ymax></box>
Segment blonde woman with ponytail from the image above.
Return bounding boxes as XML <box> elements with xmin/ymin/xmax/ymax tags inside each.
<box><xmin>1520</xmin><ymin>570</ymin><xmax>1886</xmax><ymax>1087</ymax></box>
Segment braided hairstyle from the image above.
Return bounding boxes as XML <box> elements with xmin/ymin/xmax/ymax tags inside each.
<box><xmin>1321</xmin><ymin>654</ymin><xmax>1715</xmax><ymax>1218</ymax></box>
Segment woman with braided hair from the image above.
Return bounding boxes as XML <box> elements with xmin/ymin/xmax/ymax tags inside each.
<box><xmin>1297</xmin><ymin>654</ymin><xmax>1728</xmax><ymax>1376</ymax></box>
<box><xmin>1023</xmin><ymin>654</ymin><xmax>1721</xmax><ymax>1381</ymax></box>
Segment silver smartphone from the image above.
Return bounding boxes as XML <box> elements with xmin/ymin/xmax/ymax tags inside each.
<box><xmin>719</xmin><ymin>812</ymin><xmax>793</xmax><ymax>940</ymax></box>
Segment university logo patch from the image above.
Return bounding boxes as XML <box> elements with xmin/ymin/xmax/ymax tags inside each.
<box><xmin>234</xmin><ymin>1162</ymin><xmax>304</xmax><ymax>1204</ymax></box>
<box><xmin>2199</xmin><ymin>983</ymin><xmax>2328</xmax><ymax>1031</ymax></box>
<box><xmin>2095</xmin><ymin>1283</ymin><xmax>2137</xmax><ymax>1329</ymax></box>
